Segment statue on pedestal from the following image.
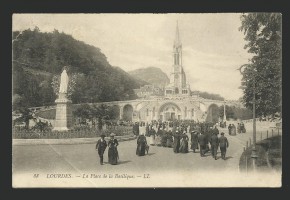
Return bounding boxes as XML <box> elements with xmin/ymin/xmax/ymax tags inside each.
<box><xmin>59</xmin><ymin>69</ymin><xmax>69</xmax><ymax>94</ymax></box>
<box><xmin>53</xmin><ymin>67</ymin><xmax>73</xmax><ymax>131</ymax></box>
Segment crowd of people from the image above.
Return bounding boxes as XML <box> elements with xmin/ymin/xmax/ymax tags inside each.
<box><xmin>227</xmin><ymin>122</ymin><xmax>246</xmax><ymax>135</ymax></box>
<box><xmin>135</xmin><ymin>121</ymin><xmax>229</xmax><ymax>159</ymax></box>
<box><xmin>96</xmin><ymin>120</ymin><xmax>231</xmax><ymax>165</ymax></box>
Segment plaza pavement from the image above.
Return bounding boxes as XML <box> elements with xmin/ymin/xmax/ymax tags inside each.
<box><xmin>12</xmin><ymin>122</ymin><xmax>281</xmax><ymax>187</ymax></box>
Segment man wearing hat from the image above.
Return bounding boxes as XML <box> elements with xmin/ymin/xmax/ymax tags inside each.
<box><xmin>198</xmin><ymin>132</ymin><xmax>206</xmax><ymax>157</ymax></box>
<box><xmin>213</xmin><ymin>126</ymin><xmax>219</xmax><ymax>135</ymax></box>
<box><xmin>218</xmin><ymin>132</ymin><xmax>229</xmax><ymax>160</ymax></box>
<box><xmin>96</xmin><ymin>134</ymin><xmax>107</xmax><ymax>165</ymax></box>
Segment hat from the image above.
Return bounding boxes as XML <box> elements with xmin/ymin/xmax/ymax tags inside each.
<box><xmin>100</xmin><ymin>134</ymin><xmax>105</xmax><ymax>137</ymax></box>
<box><xmin>221</xmin><ymin>132</ymin><xmax>225</xmax><ymax>135</ymax></box>
<box><xmin>110</xmin><ymin>133</ymin><xmax>116</xmax><ymax>137</ymax></box>
<box><xmin>191</xmin><ymin>130</ymin><xmax>196</xmax><ymax>133</ymax></box>
<box><xmin>176</xmin><ymin>130</ymin><xmax>179</xmax><ymax>133</ymax></box>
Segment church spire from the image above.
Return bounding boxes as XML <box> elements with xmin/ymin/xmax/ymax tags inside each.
<box><xmin>174</xmin><ymin>21</ymin><xmax>181</xmax><ymax>47</ymax></box>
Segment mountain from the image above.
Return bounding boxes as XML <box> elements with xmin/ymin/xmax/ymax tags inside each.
<box><xmin>128</xmin><ymin>67</ymin><xmax>170</xmax><ymax>88</ymax></box>
<box><xmin>12</xmin><ymin>27</ymin><xmax>145</xmax><ymax>110</ymax></box>
<box><xmin>113</xmin><ymin>66</ymin><xmax>149</xmax><ymax>86</ymax></box>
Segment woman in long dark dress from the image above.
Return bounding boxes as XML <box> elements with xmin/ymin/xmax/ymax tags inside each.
<box><xmin>136</xmin><ymin>134</ymin><xmax>147</xmax><ymax>156</ymax></box>
<box><xmin>108</xmin><ymin>133</ymin><xmax>119</xmax><ymax>165</ymax></box>
<box><xmin>161</xmin><ymin>131</ymin><xmax>167</xmax><ymax>147</ymax></box>
<box><xmin>228</xmin><ymin>124</ymin><xmax>232</xmax><ymax>135</ymax></box>
<box><xmin>231</xmin><ymin>124</ymin><xmax>236</xmax><ymax>135</ymax></box>
<box><xmin>166</xmin><ymin>130</ymin><xmax>173</xmax><ymax>148</ymax></box>
<box><xmin>179</xmin><ymin>132</ymin><xmax>189</xmax><ymax>153</ymax></box>
<box><xmin>173</xmin><ymin>131</ymin><xmax>181</xmax><ymax>153</ymax></box>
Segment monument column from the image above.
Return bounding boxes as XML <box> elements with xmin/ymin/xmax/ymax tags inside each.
<box><xmin>223</xmin><ymin>101</ymin><xmax>227</xmax><ymax>121</ymax></box>
<box><xmin>53</xmin><ymin>68</ymin><xmax>73</xmax><ymax>131</ymax></box>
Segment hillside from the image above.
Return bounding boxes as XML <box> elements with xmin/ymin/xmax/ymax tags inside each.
<box><xmin>128</xmin><ymin>67</ymin><xmax>170</xmax><ymax>88</ymax></box>
<box><xmin>113</xmin><ymin>66</ymin><xmax>149</xmax><ymax>86</ymax></box>
<box><xmin>12</xmin><ymin>27</ymin><xmax>145</xmax><ymax>110</ymax></box>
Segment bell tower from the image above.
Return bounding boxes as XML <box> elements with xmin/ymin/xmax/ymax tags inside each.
<box><xmin>165</xmin><ymin>21</ymin><xmax>190</xmax><ymax>96</ymax></box>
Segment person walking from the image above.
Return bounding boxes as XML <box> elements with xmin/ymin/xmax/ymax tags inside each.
<box><xmin>136</xmin><ymin>133</ymin><xmax>147</xmax><ymax>156</ymax></box>
<box><xmin>161</xmin><ymin>131</ymin><xmax>167</xmax><ymax>147</ymax></box>
<box><xmin>95</xmin><ymin>134</ymin><xmax>107</xmax><ymax>165</ymax></box>
<box><xmin>213</xmin><ymin>126</ymin><xmax>219</xmax><ymax>135</ymax></box>
<box><xmin>205</xmin><ymin>127</ymin><xmax>212</xmax><ymax>153</ymax></box>
<box><xmin>218</xmin><ymin>132</ymin><xmax>229</xmax><ymax>160</ymax></box>
<box><xmin>231</xmin><ymin>124</ymin><xmax>236</xmax><ymax>135</ymax></box>
<box><xmin>240</xmin><ymin>122</ymin><xmax>246</xmax><ymax>133</ymax></box>
<box><xmin>237</xmin><ymin>123</ymin><xmax>241</xmax><ymax>134</ymax></box>
<box><xmin>149</xmin><ymin>126</ymin><xmax>156</xmax><ymax>146</ymax></box>
<box><xmin>198</xmin><ymin>132</ymin><xmax>206</xmax><ymax>157</ymax></box>
<box><xmin>228</xmin><ymin>124</ymin><xmax>232</xmax><ymax>135</ymax></box>
<box><xmin>133</xmin><ymin>122</ymin><xmax>140</xmax><ymax>136</ymax></box>
<box><xmin>166</xmin><ymin>130</ymin><xmax>173</xmax><ymax>148</ymax></box>
<box><xmin>179</xmin><ymin>131</ymin><xmax>189</xmax><ymax>153</ymax></box>
<box><xmin>108</xmin><ymin>133</ymin><xmax>119</xmax><ymax>165</ymax></box>
<box><xmin>190</xmin><ymin>131</ymin><xmax>199</xmax><ymax>153</ymax></box>
<box><xmin>173</xmin><ymin>130</ymin><xmax>181</xmax><ymax>153</ymax></box>
<box><xmin>209</xmin><ymin>132</ymin><xmax>219</xmax><ymax>160</ymax></box>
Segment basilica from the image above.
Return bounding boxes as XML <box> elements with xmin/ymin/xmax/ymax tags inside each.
<box><xmin>114</xmin><ymin>23</ymin><xmax>232</xmax><ymax>123</ymax></box>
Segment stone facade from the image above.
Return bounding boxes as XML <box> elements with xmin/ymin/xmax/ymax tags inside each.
<box><xmin>53</xmin><ymin>98</ymin><xmax>73</xmax><ymax>131</ymax></box>
<box><xmin>133</xmin><ymin>85</ymin><xmax>164</xmax><ymax>98</ymax></box>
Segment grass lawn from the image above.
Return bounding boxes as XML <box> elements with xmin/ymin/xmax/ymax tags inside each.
<box><xmin>36</xmin><ymin>108</ymin><xmax>56</xmax><ymax>119</ymax></box>
<box><xmin>239</xmin><ymin>135</ymin><xmax>281</xmax><ymax>172</ymax></box>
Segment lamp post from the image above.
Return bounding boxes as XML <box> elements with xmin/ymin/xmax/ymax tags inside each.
<box><xmin>251</xmin><ymin>75</ymin><xmax>258</xmax><ymax>171</ymax></box>
<box><xmin>238</xmin><ymin>65</ymin><xmax>258</xmax><ymax>171</ymax></box>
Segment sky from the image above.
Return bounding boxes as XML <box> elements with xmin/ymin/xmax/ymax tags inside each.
<box><xmin>12</xmin><ymin>13</ymin><xmax>253</xmax><ymax>100</ymax></box>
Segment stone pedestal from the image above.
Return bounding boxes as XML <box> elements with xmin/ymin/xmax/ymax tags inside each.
<box><xmin>53</xmin><ymin>96</ymin><xmax>73</xmax><ymax>131</ymax></box>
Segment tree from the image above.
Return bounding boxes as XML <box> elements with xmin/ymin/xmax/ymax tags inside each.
<box><xmin>239</xmin><ymin>13</ymin><xmax>282</xmax><ymax>117</ymax></box>
<box><xmin>73</xmin><ymin>104</ymin><xmax>92</xmax><ymax>123</ymax></box>
<box><xmin>219</xmin><ymin>105</ymin><xmax>253</xmax><ymax>120</ymax></box>
<box><xmin>92</xmin><ymin>104</ymin><xmax>110</xmax><ymax>130</ymax></box>
<box><xmin>17</xmin><ymin>108</ymin><xmax>35</xmax><ymax>129</ymax></box>
<box><xmin>13</xmin><ymin>28</ymin><xmax>144</xmax><ymax>108</ymax></box>
<box><xmin>219</xmin><ymin>105</ymin><xmax>235</xmax><ymax>120</ymax></box>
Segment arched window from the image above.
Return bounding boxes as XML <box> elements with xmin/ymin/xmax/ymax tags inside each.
<box><xmin>175</xmin><ymin>87</ymin><xmax>179</xmax><ymax>94</ymax></box>
<box><xmin>185</xmin><ymin>106</ymin><xmax>187</xmax><ymax>117</ymax></box>
<box><xmin>146</xmin><ymin>108</ymin><xmax>149</xmax><ymax>116</ymax></box>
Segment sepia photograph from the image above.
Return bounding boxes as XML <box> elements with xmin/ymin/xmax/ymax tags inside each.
<box><xmin>12</xmin><ymin>13</ymin><xmax>282</xmax><ymax>188</ymax></box>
